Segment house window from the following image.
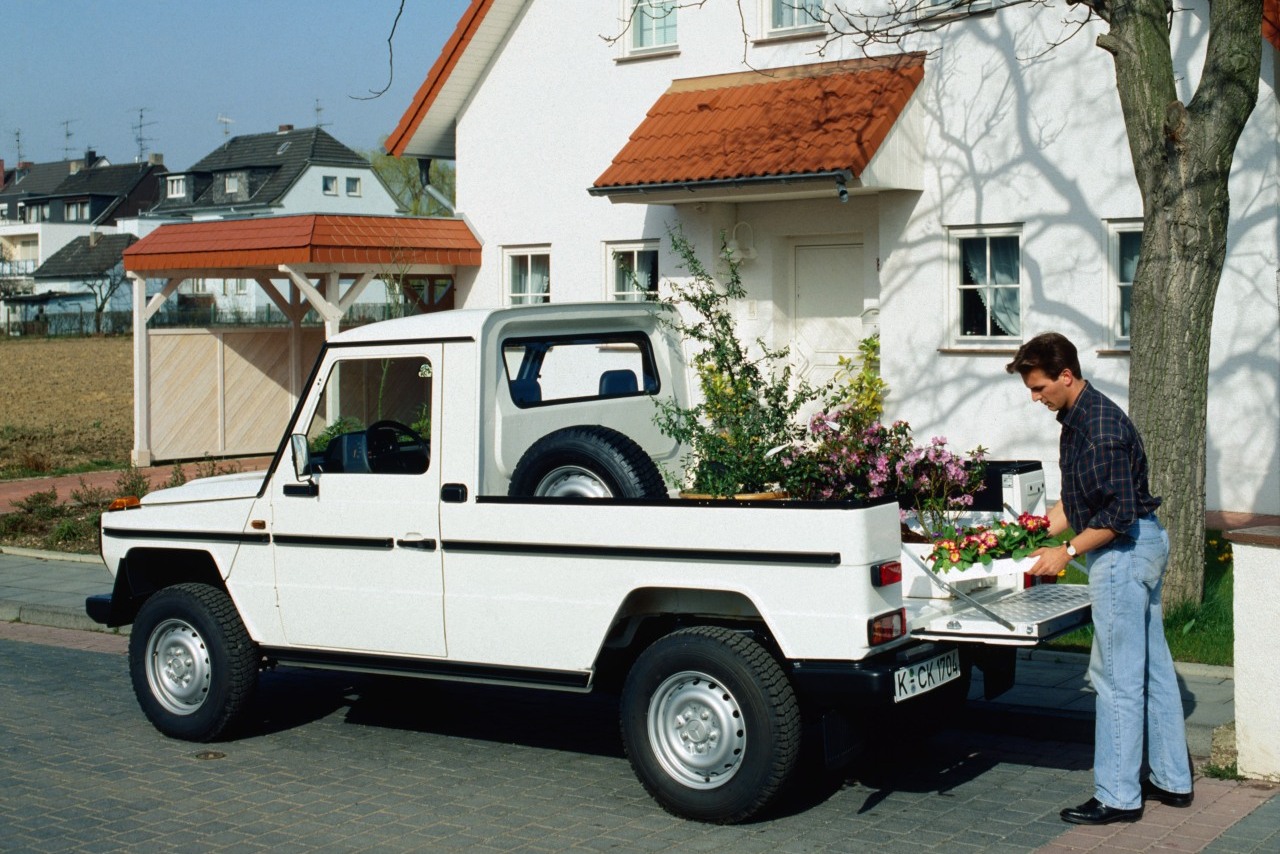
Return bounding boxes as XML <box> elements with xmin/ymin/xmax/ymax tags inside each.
<box><xmin>506</xmin><ymin>248</ymin><xmax>551</xmax><ymax>305</ymax></box>
<box><xmin>767</xmin><ymin>0</ymin><xmax>824</xmax><ymax>33</ymax></box>
<box><xmin>953</xmin><ymin>229</ymin><xmax>1021</xmax><ymax>339</ymax></box>
<box><xmin>610</xmin><ymin>242</ymin><xmax>659</xmax><ymax>301</ymax></box>
<box><xmin>346</xmin><ymin>177</ymin><xmax>362</xmax><ymax>196</ymax></box>
<box><xmin>224</xmin><ymin>278</ymin><xmax>249</xmax><ymax>296</ymax></box>
<box><xmin>25</xmin><ymin>203</ymin><xmax>50</xmax><ymax>223</ymax></box>
<box><xmin>630</xmin><ymin>0</ymin><xmax>677</xmax><ymax>51</ymax></box>
<box><xmin>1111</xmin><ymin>225</ymin><xmax>1142</xmax><ymax>343</ymax></box>
<box><xmin>64</xmin><ymin>200</ymin><xmax>89</xmax><ymax>221</ymax></box>
<box><xmin>225</xmin><ymin>175</ymin><xmax>240</xmax><ymax>194</ymax></box>
<box><xmin>192</xmin><ymin>278</ymin><xmax>210</xmax><ymax>294</ymax></box>
<box><xmin>322</xmin><ymin>175</ymin><xmax>338</xmax><ymax>195</ymax></box>
<box><xmin>166</xmin><ymin>176</ymin><xmax>185</xmax><ymax>198</ymax></box>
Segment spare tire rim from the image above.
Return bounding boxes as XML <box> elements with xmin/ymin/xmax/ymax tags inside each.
<box><xmin>535</xmin><ymin>465</ymin><xmax>614</xmax><ymax>498</ymax></box>
<box><xmin>145</xmin><ymin>618</ymin><xmax>211</xmax><ymax>716</ymax></box>
<box><xmin>647</xmin><ymin>670</ymin><xmax>745</xmax><ymax>789</ymax></box>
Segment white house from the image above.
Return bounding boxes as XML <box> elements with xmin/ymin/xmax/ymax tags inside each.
<box><xmin>387</xmin><ymin>0</ymin><xmax>1280</xmax><ymax>516</ymax></box>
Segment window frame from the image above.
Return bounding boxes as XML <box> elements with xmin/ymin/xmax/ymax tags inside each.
<box><xmin>607</xmin><ymin>240</ymin><xmax>660</xmax><ymax>302</ymax></box>
<box><xmin>224</xmin><ymin>175</ymin><xmax>240</xmax><ymax>194</ymax></box>
<box><xmin>345</xmin><ymin>176</ymin><xmax>362</xmax><ymax>196</ymax></box>
<box><xmin>1108</xmin><ymin>220</ymin><xmax>1142</xmax><ymax>348</ymax></box>
<box><xmin>622</xmin><ymin>0</ymin><xmax>678</xmax><ymax>58</ymax></box>
<box><xmin>165</xmin><ymin>176</ymin><xmax>186</xmax><ymax>199</ymax></box>
<box><xmin>504</xmin><ymin>246</ymin><xmax>552</xmax><ymax>306</ymax></box>
<box><xmin>322</xmin><ymin>175</ymin><xmax>338</xmax><ymax>196</ymax></box>
<box><xmin>761</xmin><ymin>0</ymin><xmax>825</xmax><ymax>38</ymax></box>
<box><xmin>948</xmin><ymin>225</ymin><xmax>1024</xmax><ymax>345</ymax></box>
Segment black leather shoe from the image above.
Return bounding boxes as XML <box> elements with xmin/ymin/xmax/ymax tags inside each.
<box><xmin>1142</xmin><ymin>779</ymin><xmax>1194</xmax><ymax>807</ymax></box>
<box><xmin>1060</xmin><ymin>798</ymin><xmax>1144</xmax><ymax>825</ymax></box>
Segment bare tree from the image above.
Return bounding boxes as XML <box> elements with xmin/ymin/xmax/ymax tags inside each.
<box><xmin>81</xmin><ymin>262</ymin><xmax>129</xmax><ymax>335</ymax></box>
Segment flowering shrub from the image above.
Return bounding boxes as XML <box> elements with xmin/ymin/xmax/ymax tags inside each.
<box><xmin>925</xmin><ymin>513</ymin><xmax>1056</xmax><ymax>573</ymax></box>
<box><xmin>896</xmin><ymin>436</ymin><xmax>988</xmax><ymax>537</ymax></box>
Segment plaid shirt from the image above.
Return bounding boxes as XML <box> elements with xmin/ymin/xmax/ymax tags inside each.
<box><xmin>1057</xmin><ymin>381</ymin><xmax>1161</xmax><ymax>535</ymax></box>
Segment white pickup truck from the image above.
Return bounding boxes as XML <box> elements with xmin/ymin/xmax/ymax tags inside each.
<box><xmin>87</xmin><ymin>302</ymin><xmax>1089</xmax><ymax>823</ymax></box>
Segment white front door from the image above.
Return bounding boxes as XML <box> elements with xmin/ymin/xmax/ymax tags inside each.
<box><xmin>790</xmin><ymin>240</ymin><xmax>868</xmax><ymax>389</ymax></box>
<box><xmin>271</xmin><ymin>344</ymin><xmax>445</xmax><ymax>657</ymax></box>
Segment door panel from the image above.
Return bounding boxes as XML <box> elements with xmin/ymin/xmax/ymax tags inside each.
<box><xmin>792</xmin><ymin>242</ymin><xmax>866</xmax><ymax>389</ymax></box>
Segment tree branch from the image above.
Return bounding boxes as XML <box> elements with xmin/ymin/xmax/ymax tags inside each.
<box><xmin>352</xmin><ymin>0</ymin><xmax>406</xmax><ymax>101</ymax></box>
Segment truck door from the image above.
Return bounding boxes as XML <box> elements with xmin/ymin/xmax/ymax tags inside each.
<box><xmin>271</xmin><ymin>344</ymin><xmax>445</xmax><ymax>657</ymax></box>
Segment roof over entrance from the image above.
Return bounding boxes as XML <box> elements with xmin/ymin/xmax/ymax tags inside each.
<box><xmin>123</xmin><ymin>214</ymin><xmax>481</xmax><ymax>277</ymax></box>
<box><xmin>590</xmin><ymin>53</ymin><xmax>925</xmax><ymax>201</ymax></box>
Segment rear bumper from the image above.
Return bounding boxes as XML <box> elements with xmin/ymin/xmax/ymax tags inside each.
<box><xmin>788</xmin><ymin>641</ymin><xmax>962</xmax><ymax>708</ymax></box>
<box><xmin>85</xmin><ymin>592</ymin><xmax>123</xmax><ymax>627</ymax></box>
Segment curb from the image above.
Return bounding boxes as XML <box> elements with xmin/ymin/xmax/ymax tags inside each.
<box><xmin>0</xmin><ymin>545</ymin><xmax>105</xmax><ymax>565</ymax></box>
<box><xmin>1</xmin><ymin>601</ymin><xmax>129</xmax><ymax>636</ymax></box>
<box><xmin>1020</xmin><ymin>646</ymin><xmax>1234</xmax><ymax>680</ymax></box>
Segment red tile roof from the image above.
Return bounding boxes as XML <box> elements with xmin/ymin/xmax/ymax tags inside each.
<box><xmin>385</xmin><ymin>0</ymin><xmax>495</xmax><ymax>157</ymax></box>
<box><xmin>593</xmin><ymin>53</ymin><xmax>925</xmax><ymax>192</ymax></box>
<box><xmin>1267</xmin><ymin>0</ymin><xmax>1280</xmax><ymax>51</ymax></box>
<box><xmin>123</xmin><ymin>214</ymin><xmax>481</xmax><ymax>274</ymax></box>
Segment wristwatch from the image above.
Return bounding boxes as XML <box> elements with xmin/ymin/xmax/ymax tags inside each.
<box><xmin>1064</xmin><ymin>542</ymin><xmax>1079</xmax><ymax>559</ymax></box>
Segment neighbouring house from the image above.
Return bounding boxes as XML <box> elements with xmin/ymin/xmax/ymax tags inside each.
<box><xmin>13</xmin><ymin>232</ymin><xmax>142</xmax><ymax>334</ymax></box>
<box><xmin>146</xmin><ymin>124</ymin><xmax>409</xmax><ymax>321</ymax></box>
<box><xmin>385</xmin><ymin>0</ymin><xmax>1280</xmax><ymax>516</ymax></box>
<box><xmin>0</xmin><ymin>152</ymin><xmax>167</xmax><ymax>332</ymax></box>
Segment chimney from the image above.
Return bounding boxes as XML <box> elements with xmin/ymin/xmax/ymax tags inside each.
<box><xmin>147</xmin><ymin>152</ymin><xmax>164</xmax><ymax>166</ymax></box>
<box><xmin>277</xmin><ymin>124</ymin><xmax>294</xmax><ymax>134</ymax></box>
<box><xmin>18</xmin><ymin>161</ymin><xmax>33</xmax><ymax>170</ymax></box>
<box><xmin>88</xmin><ymin>231</ymin><xmax>102</xmax><ymax>248</ymax></box>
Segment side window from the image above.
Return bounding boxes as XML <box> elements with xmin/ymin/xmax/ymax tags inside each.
<box><xmin>306</xmin><ymin>357</ymin><xmax>432</xmax><ymax>475</ymax></box>
<box><xmin>1112</xmin><ymin>226</ymin><xmax>1141</xmax><ymax>344</ymax></box>
<box><xmin>503</xmin><ymin>333</ymin><xmax>659</xmax><ymax>407</ymax></box>
<box><xmin>954</xmin><ymin>229</ymin><xmax>1021</xmax><ymax>340</ymax></box>
<box><xmin>610</xmin><ymin>241</ymin><xmax>659</xmax><ymax>301</ymax></box>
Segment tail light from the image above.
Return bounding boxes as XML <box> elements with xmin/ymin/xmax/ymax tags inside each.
<box><xmin>868</xmin><ymin>608</ymin><xmax>906</xmax><ymax>646</ymax></box>
<box><xmin>1023</xmin><ymin>572</ymin><xmax>1058</xmax><ymax>588</ymax></box>
<box><xmin>870</xmin><ymin>560</ymin><xmax>902</xmax><ymax>587</ymax></box>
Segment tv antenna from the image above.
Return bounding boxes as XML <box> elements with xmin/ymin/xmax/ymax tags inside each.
<box><xmin>217</xmin><ymin>113</ymin><xmax>235</xmax><ymax>138</ymax></box>
<box><xmin>12</xmin><ymin>129</ymin><xmax>24</xmax><ymax>165</ymax></box>
<box><xmin>61</xmin><ymin>119</ymin><xmax>76</xmax><ymax>159</ymax></box>
<box><xmin>314</xmin><ymin>99</ymin><xmax>330</xmax><ymax>129</ymax></box>
<box><xmin>133</xmin><ymin>107</ymin><xmax>156</xmax><ymax>162</ymax></box>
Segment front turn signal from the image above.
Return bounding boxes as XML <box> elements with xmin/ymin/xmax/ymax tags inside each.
<box><xmin>107</xmin><ymin>496</ymin><xmax>141</xmax><ymax>511</ymax></box>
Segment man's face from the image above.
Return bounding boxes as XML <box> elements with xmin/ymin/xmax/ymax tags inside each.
<box><xmin>1022</xmin><ymin>368</ymin><xmax>1074</xmax><ymax>412</ymax></box>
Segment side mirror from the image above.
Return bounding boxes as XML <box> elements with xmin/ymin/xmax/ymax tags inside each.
<box><xmin>290</xmin><ymin>434</ymin><xmax>313</xmax><ymax>481</ymax></box>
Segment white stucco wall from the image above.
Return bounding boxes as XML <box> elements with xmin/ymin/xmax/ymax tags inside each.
<box><xmin>280</xmin><ymin>165</ymin><xmax>402</xmax><ymax>215</ymax></box>
<box><xmin>445</xmin><ymin>0</ymin><xmax>1279</xmax><ymax>515</ymax></box>
<box><xmin>1231</xmin><ymin>529</ymin><xmax>1280</xmax><ymax>781</ymax></box>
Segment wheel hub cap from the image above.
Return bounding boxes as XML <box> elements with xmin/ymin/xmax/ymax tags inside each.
<box><xmin>146</xmin><ymin>619</ymin><xmax>211</xmax><ymax>715</ymax></box>
<box><xmin>648</xmin><ymin>672</ymin><xmax>745</xmax><ymax>789</ymax></box>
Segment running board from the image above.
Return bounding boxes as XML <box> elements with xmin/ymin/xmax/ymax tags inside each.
<box><xmin>910</xmin><ymin>584</ymin><xmax>1091</xmax><ymax>646</ymax></box>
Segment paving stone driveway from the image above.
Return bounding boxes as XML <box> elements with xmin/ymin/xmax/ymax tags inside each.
<box><xmin>1</xmin><ymin>635</ymin><xmax>1107</xmax><ymax>853</ymax></box>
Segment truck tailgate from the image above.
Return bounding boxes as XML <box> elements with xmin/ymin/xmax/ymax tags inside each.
<box><xmin>907</xmin><ymin>584</ymin><xmax>1091</xmax><ymax>646</ymax></box>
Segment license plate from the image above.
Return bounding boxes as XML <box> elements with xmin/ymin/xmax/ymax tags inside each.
<box><xmin>893</xmin><ymin>648</ymin><xmax>962</xmax><ymax>703</ymax></box>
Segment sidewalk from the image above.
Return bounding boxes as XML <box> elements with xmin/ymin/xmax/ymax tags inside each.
<box><xmin>1</xmin><ymin>546</ymin><xmax>1275</xmax><ymax>851</ymax></box>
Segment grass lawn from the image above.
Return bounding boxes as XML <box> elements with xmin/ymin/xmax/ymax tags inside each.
<box><xmin>1046</xmin><ymin>532</ymin><xmax>1234</xmax><ymax>667</ymax></box>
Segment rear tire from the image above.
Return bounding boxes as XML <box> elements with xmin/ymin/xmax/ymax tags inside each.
<box><xmin>129</xmin><ymin>583</ymin><xmax>258</xmax><ymax>741</ymax></box>
<box><xmin>620</xmin><ymin>626</ymin><xmax>801</xmax><ymax>823</ymax></box>
<box><xmin>508</xmin><ymin>425</ymin><xmax>666</xmax><ymax>498</ymax></box>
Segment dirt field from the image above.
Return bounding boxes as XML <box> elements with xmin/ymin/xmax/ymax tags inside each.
<box><xmin>0</xmin><ymin>336</ymin><xmax>133</xmax><ymax>477</ymax></box>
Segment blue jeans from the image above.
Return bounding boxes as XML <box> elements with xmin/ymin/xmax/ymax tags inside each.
<box><xmin>1087</xmin><ymin>514</ymin><xmax>1192</xmax><ymax>809</ymax></box>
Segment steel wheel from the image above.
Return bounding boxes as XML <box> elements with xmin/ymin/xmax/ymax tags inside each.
<box><xmin>144</xmin><ymin>617</ymin><xmax>212</xmax><ymax>715</ymax></box>
<box><xmin>647</xmin><ymin>670</ymin><xmax>746</xmax><ymax>789</ymax></box>
<box><xmin>534</xmin><ymin>464</ymin><xmax>614</xmax><ymax>497</ymax></box>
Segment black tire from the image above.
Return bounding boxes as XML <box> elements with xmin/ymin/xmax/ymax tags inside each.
<box><xmin>620</xmin><ymin>626</ymin><xmax>801</xmax><ymax>824</ymax></box>
<box><xmin>508</xmin><ymin>425</ymin><xmax>666</xmax><ymax>498</ymax></box>
<box><xmin>128</xmin><ymin>583</ymin><xmax>259</xmax><ymax>741</ymax></box>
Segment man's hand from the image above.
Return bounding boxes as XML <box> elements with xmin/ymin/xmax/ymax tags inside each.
<box><xmin>1028</xmin><ymin>543</ymin><xmax>1070</xmax><ymax>577</ymax></box>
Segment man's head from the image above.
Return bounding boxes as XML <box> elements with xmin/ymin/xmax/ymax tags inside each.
<box><xmin>1006</xmin><ymin>332</ymin><xmax>1085</xmax><ymax>413</ymax></box>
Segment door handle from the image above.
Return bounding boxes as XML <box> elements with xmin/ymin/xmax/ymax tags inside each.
<box><xmin>441</xmin><ymin>483</ymin><xmax>468</xmax><ymax>503</ymax></box>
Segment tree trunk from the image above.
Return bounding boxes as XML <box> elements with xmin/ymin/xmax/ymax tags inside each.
<box><xmin>1101</xmin><ymin>0</ymin><xmax>1262</xmax><ymax>607</ymax></box>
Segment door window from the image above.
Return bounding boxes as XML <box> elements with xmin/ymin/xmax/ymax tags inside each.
<box><xmin>306</xmin><ymin>357</ymin><xmax>432</xmax><ymax>475</ymax></box>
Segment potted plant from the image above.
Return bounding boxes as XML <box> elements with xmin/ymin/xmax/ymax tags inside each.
<box><xmin>653</xmin><ymin>228</ymin><xmax>820</xmax><ymax>498</ymax></box>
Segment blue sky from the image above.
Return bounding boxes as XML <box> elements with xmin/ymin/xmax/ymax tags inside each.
<box><xmin>6</xmin><ymin>0</ymin><xmax>472</xmax><ymax>170</ymax></box>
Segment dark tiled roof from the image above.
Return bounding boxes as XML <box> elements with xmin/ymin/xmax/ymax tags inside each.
<box><xmin>153</xmin><ymin>126</ymin><xmax>369</xmax><ymax>215</ymax></box>
<box><xmin>48</xmin><ymin>162</ymin><xmax>164</xmax><ymax>199</ymax></box>
<box><xmin>0</xmin><ymin>161</ymin><xmax>77</xmax><ymax>199</ymax></box>
<box><xmin>34</xmin><ymin>233</ymin><xmax>138</xmax><ymax>280</ymax></box>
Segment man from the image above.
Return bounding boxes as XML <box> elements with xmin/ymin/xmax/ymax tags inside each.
<box><xmin>1007</xmin><ymin>332</ymin><xmax>1193</xmax><ymax>825</ymax></box>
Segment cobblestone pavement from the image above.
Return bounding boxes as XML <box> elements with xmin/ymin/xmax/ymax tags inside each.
<box><xmin>2</xmin><ymin>624</ymin><xmax>1276</xmax><ymax>853</ymax></box>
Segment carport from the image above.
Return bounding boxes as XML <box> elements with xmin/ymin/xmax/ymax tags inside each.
<box><xmin>122</xmin><ymin>214</ymin><xmax>481</xmax><ymax>465</ymax></box>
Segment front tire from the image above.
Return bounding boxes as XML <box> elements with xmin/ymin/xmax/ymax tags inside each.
<box><xmin>620</xmin><ymin>627</ymin><xmax>800</xmax><ymax>823</ymax></box>
<box><xmin>129</xmin><ymin>583</ymin><xmax>259</xmax><ymax>741</ymax></box>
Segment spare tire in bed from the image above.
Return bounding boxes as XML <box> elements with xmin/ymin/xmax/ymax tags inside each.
<box><xmin>508</xmin><ymin>425</ymin><xmax>667</xmax><ymax>499</ymax></box>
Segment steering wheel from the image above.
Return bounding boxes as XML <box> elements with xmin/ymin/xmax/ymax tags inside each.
<box><xmin>365</xmin><ymin>420</ymin><xmax>428</xmax><ymax>474</ymax></box>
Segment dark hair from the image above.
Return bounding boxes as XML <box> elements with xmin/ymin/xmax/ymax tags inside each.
<box><xmin>1005</xmin><ymin>332</ymin><xmax>1083</xmax><ymax>379</ymax></box>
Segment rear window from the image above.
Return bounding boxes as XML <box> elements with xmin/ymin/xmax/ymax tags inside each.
<box><xmin>502</xmin><ymin>332</ymin><xmax>659</xmax><ymax>407</ymax></box>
